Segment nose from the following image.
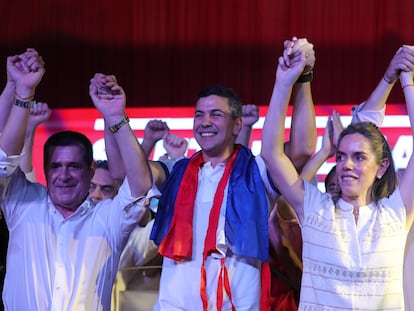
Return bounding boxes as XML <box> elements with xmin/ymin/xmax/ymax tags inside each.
<box><xmin>342</xmin><ymin>157</ymin><xmax>354</xmax><ymax>170</ymax></box>
<box><xmin>89</xmin><ymin>187</ymin><xmax>102</xmax><ymax>203</ymax></box>
<box><xmin>58</xmin><ymin>167</ymin><xmax>71</xmax><ymax>181</ymax></box>
<box><xmin>200</xmin><ymin>114</ymin><xmax>212</xmax><ymax>126</ymax></box>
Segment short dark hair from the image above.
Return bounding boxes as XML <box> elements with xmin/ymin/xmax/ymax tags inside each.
<box><xmin>324</xmin><ymin>165</ymin><xmax>336</xmax><ymax>192</ymax></box>
<box><xmin>43</xmin><ymin>131</ymin><xmax>93</xmax><ymax>173</ymax></box>
<box><xmin>197</xmin><ymin>85</ymin><xmax>242</xmax><ymax>119</ymax></box>
<box><xmin>337</xmin><ymin>122</ymin><xmax>396</xmax><ymax>202</ymax></box>
<box><xmin>95</xmin><ymin>159</ymin><xmax>109</xmax><ymax>170</ymax></box>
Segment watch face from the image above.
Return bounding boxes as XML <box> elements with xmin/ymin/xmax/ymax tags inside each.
<box><xmin>15</xmin><ymin>98</ymin><xmax>36</xmax><ymax>109</ymax></box>
<box><xmin>110</xmin><ymin>116</ymin><xmax>130</xmax><ymax>133</ymax></box>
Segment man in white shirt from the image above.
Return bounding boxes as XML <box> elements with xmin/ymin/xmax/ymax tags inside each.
<box><xmin>0</xmin><ymin>52</ymin><xmax>154</xmax><ymax>311</ymax></box>
<box><xmin>150</xmin><ymin>38</ymin><xmax>317</xmax><ymax>311</ymax></box>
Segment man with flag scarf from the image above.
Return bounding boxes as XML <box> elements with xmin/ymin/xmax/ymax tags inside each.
<box><xmin>150</xmin><ymin>38</ymin><xmax>316</xmax><ymax>311</ymax></box>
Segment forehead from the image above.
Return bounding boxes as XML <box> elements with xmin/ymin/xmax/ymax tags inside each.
<box><xmin>338</xmin><ymin>133</ymin><xmax>373</xmax><ymax>153</ymax></box>
<box><xmin>195</xmin><ymin>95</ymin><xmax>230</xmax><ymax>112</ymax></box>
<box><xmin>91</xmin><ymin>168</ymin><xmax>115</xmax><ymax>185</ymax></box>
<box><xmin>49</xmin><ymin>145</ymin><xmax>85</xmax><ymax>163</ymax></box>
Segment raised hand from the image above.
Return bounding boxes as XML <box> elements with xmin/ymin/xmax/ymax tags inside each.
<box><xmin>27</xmin><ymin>102</ymin><xmax>52</xmax><ymax>131</ymax></box>
<box><xmin>276</xmin><ymin>50</ymin><xmax>306</xmax><ymax>86</ymax></box>
<box><xmin>92</xmin><ymin>73</ymin><xmax>118</xmax><ymax>95</ymax></box>
<box><xmin>8</xmin><ymin>48</ymin><xmax>45</xmax><ymax>98</ymax></box>
<box><xmin>384</xmin><ymin>45</ymin><xmax>414</xmax><ymax>84</ymax></box>
<box><xmin>144</xmin><ymin>119</ymin><xmax>169</xmax><ymax>144</ymax></box>
<box><xmin>163</xmin><ymin>133</ymin><xmax>188</xmax><ymax>159</ymax></box>
<box><xmin>241</xmin><ymin>104</ymin><xmax>259</xmax><ymax>128</ymax></box>
<box><xmin>89</xmin><ymin>73</ymin><xmax>126</xmax><ymax>119</ymax></box>
<box><xmin>19</xmin><ymin>102</ymin><xmax>52</xmax><ymax>175</ymax></box>
<box><xmin>283</xmin><ymin>37</ymin><xmax>315</xmax><ymax>74</ymax></box>
<box><xmin>321</xmin><ymin>117</ymin><xmax>336</xmax><ymax>159</ymax></box>
<box><xmin>331</xmin><ymin>110</ymin><xmax>345</xmax><ymax>146</ymax></box>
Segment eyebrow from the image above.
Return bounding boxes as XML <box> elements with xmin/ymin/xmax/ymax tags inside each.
<box><xmin>101</xmin><ymin>185</ymin><xmax>115</xmax><ymax>191</ymax></box>
<box><xmin>336</xmin><ymin>150</ymin><xmax>368</xmax><ymax>157</ymax></box>
<box><xmin>195</xmin><ymin>108</ymin><xmax>228</xmax><ymax>113</ymax></box>
<box><xmin>90</xmin><ymin>182</ymin><xmax>115</xmax><ymax>189</ymax></box>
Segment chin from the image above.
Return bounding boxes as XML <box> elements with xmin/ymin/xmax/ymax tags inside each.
<box><xmin>341</xmin><ymin>191</ymin><xmax>359</xmax><ymax>200</ymax></box>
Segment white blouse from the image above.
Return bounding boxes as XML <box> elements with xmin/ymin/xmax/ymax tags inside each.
<box><xmin>299</xmin><ymin>181</ymin><xmax>406</xmax><ymax>310</ymax></box>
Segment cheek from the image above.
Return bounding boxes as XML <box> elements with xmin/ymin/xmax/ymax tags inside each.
<box><xmin>193</xmin><ymin>118</ymin><xmax>203</xmax><ymax>127</ymax></box>
<box><xmin>363</xmin><ymin>161</ymin><xmax>379</xmax><ymax>173</ymax></box>
<box><xmin>193</xmin><ymin>122</ymin><xmax>199</xmax><ymax>133</ymax></box>
<box><xmin>360</xmin><ymin>165</ymin><xmax>378</xmax><ymax>182</ymax></box>
<box><xmin>76</xmin><ymin>172</ymin><xmax>92</xmax><ymax>189</ymax></box>
<box><xmin>46</xmin><ymin>171</ymin><xmax>57</xmax><ymax>183</ymax></box>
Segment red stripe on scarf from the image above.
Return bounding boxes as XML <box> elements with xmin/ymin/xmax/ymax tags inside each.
<box><xmin>159</xmin><ymin>145</ymin><xmax>267</xmax><ymax>310</ymax></box>
<box><xmin>158</xmin><ymin>150</ymin><xmax>204</xmax><ymax>261</ymax></box>
<box><xmin>200</xmin><ymin>146</ymin><xmax>240</xmax><ymax>311</ymax></box>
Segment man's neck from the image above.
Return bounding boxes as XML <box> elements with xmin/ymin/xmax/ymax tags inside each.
<box><xmin>202</xmin><ymin>146</ymin><xmax>236</xmax><ymax>168</ymax></box>
<box><xmin>55</xmin><ymin>205</ymin><xmax>77</xmax><ymax>218</ymax></box>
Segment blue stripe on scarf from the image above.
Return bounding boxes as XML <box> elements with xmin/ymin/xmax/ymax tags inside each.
<box><xmin>150</xmin><ymin>145</ymin><xmax>269</xmax><ymax>262</ymax></box>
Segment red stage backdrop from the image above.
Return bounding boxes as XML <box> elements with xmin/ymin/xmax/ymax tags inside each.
<box><xmin>32</xmin><ymin>104</ymin><xmax>411</xmax><ymax>191</ymax></box>
<box><xmin>1</xmin><ymin>0</ymin><xmax>414</xmax><ymax>110</ymax></box>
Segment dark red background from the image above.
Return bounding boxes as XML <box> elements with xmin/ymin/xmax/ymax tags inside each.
<box><xmin>1</xmin><ymin>0</ymin><xmax>413</xmax><ymax>109</ymax></box>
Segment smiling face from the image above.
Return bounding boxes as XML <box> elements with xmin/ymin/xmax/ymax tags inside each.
<box><xmin>336</xmin><ymin>133</ymin><xmax>387</xmax><ymax>205</ymax></box>
<box><xmin>46</xmin><ymin>145</ymin><xmax>94</xmax><ymax>217</ymax></box>
<box><xmin>193</xmin><ymin>95</ymin><xmax>242</xmax><ymax>165</ymax></box>
<box><xmin>193</xmin><ymin>95</ymin><xmax>242</xmax><ymax>164</ymax></box>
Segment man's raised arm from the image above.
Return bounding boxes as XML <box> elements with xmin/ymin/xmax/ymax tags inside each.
<box><xmin>0</xmin><ymin>49</ymin><xmax>45</xmax><ymax>156</ymax></box>
<box><xmin>89</xmin><ymin>73</ymin><xmax>152</xmax><ymax>198</ymax></box>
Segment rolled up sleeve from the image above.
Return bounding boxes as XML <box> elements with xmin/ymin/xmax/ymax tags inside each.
<box><xmin>0</xmin><ymin>147</ymin><xmax>22</xmax><ymax>179</ymax></box>
<box><xmin>351</xmin><ymin>102</ymin><xmax>385</xmax><ymax>126</ymax></box>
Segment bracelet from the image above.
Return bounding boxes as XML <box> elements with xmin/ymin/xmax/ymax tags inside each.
<box><xmin>15</xmin><ymin>98</ymin><xmax>36</xmax><ymax>109</ymax></box>
<box><xmin>296</xmin><ymin>71</ymin><xmax>313</xmax><ymax>83</ymax></box>
<box><xmin>383</xmin><ymin>75</ymin><xmax>394</xmax><ymax>84</ymax></box>
<box><xmin>15</xmin><ymin>92</ymin><xmax>35</xmax><ymax>101</ymax></box>
<box><xmin>402</xmin><ymin>83</ymin><xmax>414</xmax><ymax>89</ymax></box>
<box><xmin>109</xmin><ymin>116</ymin><xmax>130</xmax><ymax>133</ymax></box>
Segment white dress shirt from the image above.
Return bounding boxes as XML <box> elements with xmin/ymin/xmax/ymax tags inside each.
<box><xmin>154</xmin><ymin>156</ymin><xmax>277</xmax><ymax>311</ymax></box>
<box><xmin>0</xmin><ymin>148</ymin><xmax>158</xmax><ymax>311</ymax></box>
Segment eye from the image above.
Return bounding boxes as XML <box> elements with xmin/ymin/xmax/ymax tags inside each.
<box><xmin>194</xmin><ymin>112</ymin><xmax>203</xmax><ymax>119</ymax></box>
<box><xmin>211</xmin><ymin>111</ymin><xmax>226</xmax><ymax>118</ymax></box>
<box><xmin>356</xmin><ymin>155</ymin><xmax>366</xmax><ymax>161</ymax></box>
<box><xmin>49</xmin><ymin>163</ymin><xmax>60</xmax><ymax>169</ymax></box>
<box><xmin>336</xmin><ymin>154</ymin><xmax>344</xmax><ymax>162</ymax></box>
<box><xmin>89</xmin><ymin>183</ymin><xmax>97</xmax><ymax>191</ymax></box>
<box><xmin>101</xmin><ymin>187</ymin><xmax>114</xmax><ymax>196</ymax></box>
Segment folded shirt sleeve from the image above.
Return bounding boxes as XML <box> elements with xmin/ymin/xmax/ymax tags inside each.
<box><xmin>351</xmin><ymin>102</ymin><xmax>385</xmax><ymax>126</ymax></box>
<box><xmin>0</xmin><ymin>147</ymin><xmax>22</xmax><ymax>179</ymax></box>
